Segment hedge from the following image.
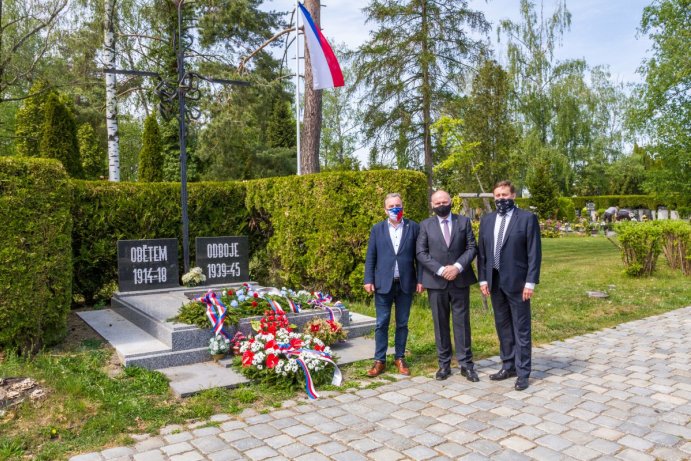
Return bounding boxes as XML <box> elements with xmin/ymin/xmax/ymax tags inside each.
<box><xmin>71</xmin><ymin>170</ymin><xmax>428</xmax><ymax>301</ymax></box>
<box><xmin>0</xmin><ymin>157</ymin><xmax>72</xmax><ymax>353</ymax></box>
<box><xmin>245</xmin><ymin>170</ymin><xmax>428</xmax><ymax>297</ymax></box>
<box><xmin>71</xmin><ymin>180</ymin><xmax>249</xmax><ymax>303</ymax></box>
<box><xmin>571</xmin><ymin>195</ymin><xmax>665</xmax><ymax>211</ymax></box>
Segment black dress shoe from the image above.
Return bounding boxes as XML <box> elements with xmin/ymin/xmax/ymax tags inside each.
<box><xmin>435</xmin><ymin>367</ymin><xmax>452</xmax><ymax>381</ymax></box>
<box><xmin>515</xmin><ymin>377</ymin><xmax>529</xmax><ymax>391</ymax></box>
<box><xmin>489</xmin><ymin>369</ymin><xmax>517</xmax><ymax>381</ymax></box>
<box><xmin>460</xmin><ymin>367</ymin><xmax>480</xmax><ymax>382</ymax></box>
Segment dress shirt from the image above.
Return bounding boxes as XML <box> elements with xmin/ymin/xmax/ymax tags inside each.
<box><xmin>388</xmin><ymin>220</ymin><xmax>402</xmax><ymax>278</ymax></box>
<box><xmin>434</xmin><ymin>215</ymin><xmax>463</xmax><ymax>276</ymax></box>
<box><xmin>480</xmin><ymin>208</ymin><xmax>535</xmax><ymax>289</ymax></box>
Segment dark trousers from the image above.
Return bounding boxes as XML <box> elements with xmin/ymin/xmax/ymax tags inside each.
<box><xmin>490</xmin><ymin>269</ymin><xmax>532</xmax><ymax>378</ymax></box>
<box><xmin>427</xmin><ymin>285</ymin><xmax>473</xmax><ymax>369</ymax></box>
<box><xmin>373</xmin><ymin>280</ymin><xmax>412</xmax><ymax>362</ymax></box>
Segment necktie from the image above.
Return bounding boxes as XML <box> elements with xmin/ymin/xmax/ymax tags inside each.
<box><xmin>494</xmin><ymin>214</ymin><xmax>507</xmax><ymax>270</ymax></box>
<box><xmin>442</xmin><ymin>219</ymin><xmax>451</xmax><ymax>247</ymax></box>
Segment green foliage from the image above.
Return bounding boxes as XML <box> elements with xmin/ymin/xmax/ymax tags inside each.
<box><xmin>632</xmin><ymin>0</ymin><xmax>690</xmax><ymax>210</ymax></box>
<box><xmin>527</xmin><ymin>159</ymin><xmax>559</xmax><ymax>219</ymax></box>
<box><xmin>0</xmin><ymin>157</ymin><xmax>72</xmax><ymax>354</ymax></box>
<box><xmin>556</xmin><ymin>197</ymin><xmax>576</xmax><ymax>222</ymax></box>
<box><xmin>71</xmin><ymin>181</ymin><xmax>249</xmax><ymax>304</ymax></box>
<box><xmin>78</xmin><ymin>123</ymin><xmax>106</xmax><ymax>180</ymax></box>
<box><xmin>615</xmin><ymin>222</ymin><xmax>662</xmax><ymax>276</ymax></box>
<box><xmin>652</xmin><ymin>220</ymin><xmax>691</xmax><ymax>275</ymax></box>
<box><xmin>353</xmin><ymin>0</ymin><xmax>489</xmax><ymax>182</ymax></box>
<box><xmin>39</xmin><ymin>93</ymin><xmax>84</xmax><ymax>178</ymax></box>
<box><xmin>138</xmin><ymin>114</ymin><xmax>164</xmax><ymax>182</ymax></box>
<box><xmin>244</xmin><ymin>170</ymin><xmax>428</xmax><ymax>297</ymax></box>
<box><xmin>570</xmin><ymin>195</ymin><xmax>665</xmax><ymax>212</ymax></box>
<box><xmin>14</xmin><ymin>81</ymin><xmax>53</xmax><ymax>157</ymax></box>
<box><xmin>267</xmin><ymin>99</ymin><xmax>296</xmax><ymax>149</ymax></box>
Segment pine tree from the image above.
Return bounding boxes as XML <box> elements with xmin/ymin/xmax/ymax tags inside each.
<box><xmin>267</xmin><ymin>99</ymin><xmax>296</xmax><ymax>149</ymax></box>
<box><xmin>78</xmin><ymin>123</ymin><xmax>106</xmax><ymax>179</ymax></box>
<box><xmin>138</xmin><ymin>114</ymin><xmax>164</xmax><ymax>182</ymax></box>
<box><xmin>527</xmin><ymin>158</ymin><xmax>559</xmax><ymax>219</ymax></box>
<box><xmin>39</xmin><ymin>94</ymin><xmax>83</xmax><ymax>178</ymax></box>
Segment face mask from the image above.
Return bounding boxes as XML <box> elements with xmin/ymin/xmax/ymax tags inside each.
<box><xmin>387</xmin><ymin>206</ymin><xmax>403</xmax><ymax>222</ymax></box>
<box><xmin>495</xmin><ymin>198</ymin><xmax>515</xmax><ymax>215</ymax></box>
<box><xmin>432</xmin><ymin>204</ymin><xmax>452</xmax><ymax>217</ymax></box>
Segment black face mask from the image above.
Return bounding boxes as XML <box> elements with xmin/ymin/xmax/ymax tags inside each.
<box><xmin>432</xmin><ymin>204</ymin><xmax>452</xmax><ymax>217</ymax></box>
<box><xmin>495</xmin><ymin>198</ymin><xmax>515</xmax><ymax>215</ymax></box>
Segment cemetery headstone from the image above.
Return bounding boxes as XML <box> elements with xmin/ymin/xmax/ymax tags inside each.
<box><xmin>195</xmin><ymin>236</ymin><xmax>249</xmax><ymax>285</ymax></box>
<box><xmin>658</xmin><ymin>208</ymin><xmax>669</xmax><ymax>220</ymax></box>
<box><xmin>117</xmin><ymin>238</ymin><xmax>179</xmax><ymax>291</ymax></box>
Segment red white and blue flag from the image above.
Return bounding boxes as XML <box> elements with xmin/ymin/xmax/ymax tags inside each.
<box><xmin>297</xmin><ymin>2</ymin><xmax>344</xmax><ymax>90</ymax></box>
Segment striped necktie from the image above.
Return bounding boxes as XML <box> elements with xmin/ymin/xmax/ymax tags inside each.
<box><xmin>494</xmin><ymin>214</ymin><xmax>507</xmax><ymax>270</ymax></box>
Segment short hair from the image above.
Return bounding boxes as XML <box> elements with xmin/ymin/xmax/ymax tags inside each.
<box><xmin>384</xmin><ymin>193</ymin><xmax>402</xmax><ymax>207</ymax></box>
<box><xmin>493</xmin><ymin>180</ymin><xmax>515</xmax><ymax>194</ymax></box>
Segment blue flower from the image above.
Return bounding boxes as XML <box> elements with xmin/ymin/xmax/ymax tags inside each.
<box><xmin>230</xmin><ymin>300</ymin><xmax>238</xmax><ymax>307</ymax></box>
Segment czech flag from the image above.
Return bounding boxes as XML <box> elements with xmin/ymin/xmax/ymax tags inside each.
<box><xmin>297</xmin><ymin>2</ymin><xmax>344</xmax><ymax>90</ymax></box>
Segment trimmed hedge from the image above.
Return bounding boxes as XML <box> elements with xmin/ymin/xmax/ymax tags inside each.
<box><xmin>245</xmin><ymin>170</ymin><xmax>428</xmax><ymax>297</ymax></box>
<box><xmin>571</xmin><ymin>195</ymin><xmax>664</xmax><ymax>211</ymax></box>
<box><xmin>0</xmin><ymin>157</ymin><xmax>72</xmax><ymax>353</ymax></box>
<box><xmin>615</xmin><ymin>221</ymin><xmax>663</xmax><ymax>276</ymax></box>
<box><xmin>71</xmin><ymin>170</ymin><xmax>428</xmax><ymax>301</ymax></box>
<box><xmin>71</xmin><ymin>180</ymin><xmax>249</xmax><ymax>303</ymax></box>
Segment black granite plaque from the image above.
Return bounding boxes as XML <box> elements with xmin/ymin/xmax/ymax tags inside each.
<box><xmin>195</xmin><ymin>236</ymin><xmax>249</xmax><ymax>284</ymax></box>
<box><xmin>117</xmin><ymin>238</ymin><xmax>179</xmax><ymax>292</ymax></box>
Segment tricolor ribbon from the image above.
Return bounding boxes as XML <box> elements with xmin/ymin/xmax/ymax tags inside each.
<box><xmin>196</xmin><ymin>290</ymin><xmax>229</xmax><ymax>339</ymax></box>
<box><xmin>309</xmin><ymin>292</ymin><xmax>343</xmax><ymax>322</ymax></box>
<box><xmin>265</xmin><ymin>297</ymin><xmax>286</xmax><ymax>315</ymax></box>
<box><xmin>280</xmin><ymin>346</ymin><xmax>342</xmax><ymax>399</ymax></box>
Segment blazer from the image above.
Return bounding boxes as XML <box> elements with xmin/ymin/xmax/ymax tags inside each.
<box><xmin>364</xmin><ymin>218</ymin><xmax>420</xmax><ymax>294</ymax></box>
<box><xmin>477</xmin><ymin>207</ymin><xmax>542</xmax><ymax>293</ymax></box>
<box><xmin>416</xmin><ymin>214</ymin><xmax>478</xmax><ymax>290</ymax></box>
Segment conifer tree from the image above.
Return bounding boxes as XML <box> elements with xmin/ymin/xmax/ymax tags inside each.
<box><xmin>78</xmin><ymin>123</ymin><xmax>106</xmax><ymax>179</ymax></box>
<box><xmin>138</xmin><ymin>114</ymin><xmax>164</xmax><ymax>182</ymax></box>
<box><xmin>15</xmin><ymin>82</ymin><xmax>54</xmax><ymax>157</ymax></box>
<box><xmin>39</xmin><ymin>94</ymin><xmax>83</xmax><ymax>178</ymax></box>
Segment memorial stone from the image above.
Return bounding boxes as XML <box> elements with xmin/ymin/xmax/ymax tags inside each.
<box><xmin>658</xmin><ymin>208</ymin><xmax>669</xmax><ymax>220</ymax></box>
<box><xmin>670</xmin><ymin>210</ymin><xmax>679</xmax><ymax>220</ymax></box>
<box><xmin>195</xmin><ymin>236</ymin><xmax>249</xmax><ymax>285</ymax></box>
<box><xmin>117</xmin><ymin>238</ymin><xmax>179</xmax><ymax>291</ymax></box>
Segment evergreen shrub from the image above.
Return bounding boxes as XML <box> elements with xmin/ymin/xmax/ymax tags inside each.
<box><xmin>40</xmin><ymin>93</ymin><xmax>83</xmax><ymax>178</ymax></box>
<box><xmin>653</xmin><ymin>220</ymin><xmax>691</xmax><ymax>275</ymax></box>
<box><xmin>556</xmin><ymin>197</ymin><xmax>576</xmax><ymax>222</ymax></box>
<box><xmin>0</xmin><ymin>157</ymin><xmax>72</xmax><ymax>353</ymax></box>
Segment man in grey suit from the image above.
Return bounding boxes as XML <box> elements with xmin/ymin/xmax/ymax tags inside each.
<box><xmin>364</xmin><ymin>193</ymin><xmax>424</xmax><ymax>377</ymax></box>
<box><xmin>477</xmin><ymin>180</ymin><xmax>542</xmax><ymax>391</ymax></box>
<box><xmin>417</xmin><ymin>190</ymin><xmax>479</xmax><ymax>381</ymax></box>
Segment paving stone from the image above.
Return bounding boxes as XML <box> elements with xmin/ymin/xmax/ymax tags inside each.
<box><xmin>614</xmin><ymin>448</ymin><xmax>655</xmax><ymax>461</ymax></box>
<box><xmin>70</xmin><ymin>454</ymin><xmax>104</xmax><ymax>461</ymax></box>
<box><xmin>160</xmin><ymin>442</ymin><xmax>194</xmax><ymax>456</ymax></box>
<box><xmin>562</xmin><ymin>445</ymin><xmax>600</xmax><ymax>460</ymax></box>
<box><xmin>169</xmin><ymin>452</ymin><xmax>204</xmax><ymax>461</ymax></box>
<box><xmin>436</xmin><ymin>441</ymin><xmax>471</xmax><ymax>458</ymax></box>
<box><xmin>331</xmin><ymin>450</ymin><xmax>368</xmax><ymax>461</ymax></box>
<box><xmin>134</xmin><ymin>436</ymin><xmax>165</xmax><ymax>452</ymax></box>
<box><xmin>535</xmin><ymin>434</ymin><xmax>573</xmax><ymax>451</ymax></box>
<box><xmin>190</xmin><ymin>435</ymin><xmax>227</xmax><ymax>454</ymax></box>
<box><xmin>207</xmin><ymin>448</ymin><xmax>244</xmax><ymax>461</ymax></box>
<box><xmin>499</xmin><ymin>436</ymin><xmax>536</xmax><ymax>453</ymax></box>
<box><xmin>101</xmin><ymin>447</ymin><xmax>135</xmax><ymax>459</ymax></box>
<box><xmin>163</xmin><ymin>431</ymin><xmax>194</xmax><ymax>444</ymax></box>
<box><xmin>133</xmin><ymin>449</ymin><xmax>166</xmax><ymax>461</ymax></box>
<box><xmin>369</xmin><ymin>448</ymin><xmax>405</xmax><ymax>461</ymax></box>
<box><xmin>277</xmin><ymin>442</ymin><xmax>312</xmax><ymax>458</ymax></box>
<box><xmin>586</xmin><ymin>438</ymin><xmax>622</xmax><ymax>455</ymax></box>
<box><xmin>618</xmin><ymin>434</ymin><xmax>654</xmax><ymax>451</ymax></box>
<box><xmin>348</xmin><ymin>437</ymin><xmax>382</xmax><ymax>453</ymax></box>
<box><xmin>403</xmin><ymin>445</ymin><xmax>438</xmax><ymax>460</ymax></box>
<box><xmin>244</xmin><ymin>446</ymin><xmax>279</xmax><ymax>461</ymax></box>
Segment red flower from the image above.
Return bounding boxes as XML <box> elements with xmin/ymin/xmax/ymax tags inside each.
<box><xmin>313</xmin><ymin>343</ymin><xmax>324</xmax><ymax>352</ymax></box>
<box><xmin>310</xmin><ymin>323</ymin><xmax>321</xmax><ymax>333</ymax></box>
<box><xmin>241</xmin><ymin>350</ymin><xmax>254</xmax><ymax>367</ymax></box>
<box><xmin>265</xmin><ymin>339</ymin><xmax>277</xmax><ymax>350</ymax></box>
<box><xmin>253</xmin><ymin>292</ymin><xmax>259</xmax><ymax>298</ymax></box>
<box><xmin>251</xmin><ymin>301</ymin><xmax>258</xmax><ymax>307</ymax></box>
<box><xmin>243</xmin><ymin>283</ymin><xmax>249</xmax><ymax>287</ymax></box>
<box><xmin>328</xmin><ymin>321</ymin><xmax>340</xmax><ymax>332</ymax></box>
<box><xmin>290</xmin><ymin>337</ymin><xmax>303</xmax><ymax>349</ymax></box>
<box><xmin>266</xmin><ymin>354</ymin><xmax>279</xmax><ymax>369</ymax></box>
<box><xmin>227</xmin><ymin>289</ymin><xmax>234</xmax><ymax>296</ymax></box>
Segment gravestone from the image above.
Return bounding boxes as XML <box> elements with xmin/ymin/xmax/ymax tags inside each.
<box><xmin>671</xmin><ymin>210</ymin><xmax>679</xmax><ymax>220</ymax></box>
<box><xmin>195</xmin><ymin>236</ymin><xmax>249</xmax><ymax>285</ymax></box>
<box><xmin>117</xmin><ymin>238</ymin><xmax>179</xmax><ymax>292</ymax></box>
<box><xmin>658</xmin><ymin>208</ymin><xmax>669</xmax><ymax>220</ymax></box>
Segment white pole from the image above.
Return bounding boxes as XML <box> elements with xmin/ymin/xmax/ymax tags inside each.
<box><xmin>295</xmin><ymin>1</ymin><xmax>301</xmax><ymax>175</ymax></box>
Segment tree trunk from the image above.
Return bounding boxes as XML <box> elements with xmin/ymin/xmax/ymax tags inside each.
<box><xmin>104</xmin><ymin>0</ymin><xmax>120</xmax><ymax>181</ymax></box>
<box><xmin>420</xmin><ymin>0</ymin><xmax>433</xmax><ymax>197</ymax></box>
<box><xmin>300</xmin><ymin>0</ymin><xmax>322</xmax><ymax>174</ymax></box>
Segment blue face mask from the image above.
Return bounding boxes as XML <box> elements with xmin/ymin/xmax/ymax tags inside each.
<box><xmin>387</xmin><ymin>206</ymin><xmax>403</xmax><ymax>222</ymax></box>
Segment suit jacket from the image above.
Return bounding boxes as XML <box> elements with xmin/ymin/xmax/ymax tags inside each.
<box><xmin>416</xmin><ymin>214</ymin><xmax>478</xmax><ymax>290</ymax></box>
<box><xmin>364</xmin><ymin>218</ymin><xmax>420</xmax><ymax>294</ymax></box>
<box><xmin>477</xmin><ymin>207</ymin><xmax>542</xmax><ymax>293</ymax></box>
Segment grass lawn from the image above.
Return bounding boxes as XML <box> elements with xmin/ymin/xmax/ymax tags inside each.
<box><xmin>1</xmin><ymin>236</ymin><xmax>689</xmax><ymax>460</ymax></box>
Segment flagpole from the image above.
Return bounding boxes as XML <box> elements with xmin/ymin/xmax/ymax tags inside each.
<box><xmin>295</xmin><ymin>1</ymin><xmax>301</xmax><ymax>175</ymax></box>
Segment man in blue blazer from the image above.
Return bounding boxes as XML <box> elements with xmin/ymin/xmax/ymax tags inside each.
<box><xmin>477</xmin><ymin>180</ymin><xmax>542</xmax><ymax>391</ymax></box>
<box><xmin>364</xmin><ymin>193</ymin><xmax>423</xmax><ymax>377</ymax></box>
<box><xmin>417</xmin><ymin>190</ymin><xmax>479</xmax><ymax>382</ymax></box>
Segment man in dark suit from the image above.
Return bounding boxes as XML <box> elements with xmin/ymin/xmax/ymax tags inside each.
<box><xmin>477</xmin><ymin>180</ymin><xmax>542</xmax><ymax>391</ymax></box>
<box><xmin>416</xmin><ymin>190</ymin><xmax>479</xmax><ymax>382</ymax></box>
<box><xmin>364</xmin><ymin>193</ymin><xmax>424</xmax><ymax>377</ymax></box>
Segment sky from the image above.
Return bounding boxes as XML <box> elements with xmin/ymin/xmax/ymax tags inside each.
<box><xmin>316</xmin><ymin>0</ymin><xmax>653</xmax><ymax>84</ymax></box>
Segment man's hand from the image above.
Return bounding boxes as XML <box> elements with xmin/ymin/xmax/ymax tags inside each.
<box><xmin>416</xmin><ymin>283</ymin><xmax>425</xmax><ymax>293</ymax></box>
<box><xmin>522</xmin><ymin>287</ymin><xmax>534</xmax><ymax>301</ymax></box>
<box><xmin>480</xmin><ymin>284</ymin><xmax>490</xmax><ymax>296</ymax></box>
<box><xmin>441</xmin><ymin>265</ymin><xmax>459</xmax><ymax>280</ymax></box>
<box><xmin>364</xmin><ymin>283</ymin><xmax>375</xmax><ymax>294</ymax></box>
